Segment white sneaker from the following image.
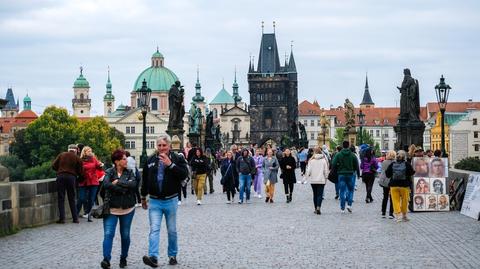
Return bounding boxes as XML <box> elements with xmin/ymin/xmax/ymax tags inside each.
<box><xmin>197</xmin><ymin>200</ymin><xmax>201</xmax><ymax>205</ymax></box>
<box><xmin>177</xmin><ymin>201</ymin><xmax>182</xmax><ymax>206</ymax></box>
<box><xmin>82</xmin><ymin>214</ymin><xmax>88</xmax><ymax>218</ymax></box>
<box><xmin>341</xmin><ymin>209</ymin><xmax>346</xmax><ymax>214</ymax></box>
<box><xmin>296</xmin><ymin>181</ymin><xmax>302</xmax><ymax>184</ymax></box>
<box><xmin>258</xmin><ymin>194</ymin><xmax>262</xmax><ymax>199</ymax></box>
<box><xmin>346</xmin><ymin>206</ymin><xmax>352</xmax><ymax>213</ymax></box>
<box><xmin>226</xmin><ymin>200</ymin><xmax>231</xmax><ymax>204</ymax></box>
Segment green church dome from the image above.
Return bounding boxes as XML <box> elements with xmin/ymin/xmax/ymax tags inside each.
<box><xmin>134</xmin><ymin>50</ymin><xmax>178</xmax><ymax>92</ymax></box>
<box><xmin>73</xmin><ymin>67</ymin><xmax>90</xmax><ymax>88</ymax></box>
<box><xmin>23</xmin><ymin>95</ymin><xmax>32</xmax><ymax>102</ymax></box>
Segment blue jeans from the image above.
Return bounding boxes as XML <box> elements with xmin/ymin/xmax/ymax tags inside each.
<box><xmin>347</xmin><ymin>175</ymin><xmax>357</xmax><ymax>200</ymax></box>
<box><xmin>103</xmin><ymin>209</ymin><xmax>135</xmax><ymax>261</ymax></box>
<box><xmin>338</xmin><ymin>174</ymin><xmax>355</xmax><ymax>210</ymax></box>
<box><xmin>148</xmin><ymin>197</ymin><xmax>178</xmax><ymax>258</ymax></box>
<box><xmin>76</xmin><ymin>185</ymin><xmax>98</xmax><ymax>215</ymax></box>
<box><xmin>238</xmin><ymin>174</ymin><xmax>252</xmax><ymax>202</ymax></box>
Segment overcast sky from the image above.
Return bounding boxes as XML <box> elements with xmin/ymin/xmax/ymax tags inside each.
<box><xmin>1</xmin><ymin>0</ymin><xmax>479</xmax><ymax>115</ymax></box>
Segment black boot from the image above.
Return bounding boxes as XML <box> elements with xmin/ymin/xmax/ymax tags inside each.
<box><xmin>100</xmin><ymin>259</ymin><xmax>111</xmax><ymax>269</ymax></box>
<box><xmin>119</xmin><ymin>257</ymin><xmax>127</xmax><ymax>268</ymax></box>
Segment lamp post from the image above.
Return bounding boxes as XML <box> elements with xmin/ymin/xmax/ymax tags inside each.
<box><xmin>357</xmin><ymin>109</ymin><xmax>365</xmax><ymax>145</ymax></box>
<box><xmin>435</xmin><ymin>75</ymin><xmax>451</xmax><ymax>158</ymax></box>
<box><xmin>137</xmin><ymin>79</ymin><xmax>152</xmax><ymax>167</ymax></box>
<box><xmin>321</xmin><ymin>124</ymin><xmax>327</xmax><ymax>145</ymax></box>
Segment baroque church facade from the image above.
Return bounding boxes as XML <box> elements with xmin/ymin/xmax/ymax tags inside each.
<box><xmin>248</xmin><ymin>29</ymin><xmax>298</xmax><ymax>147</ymax></box>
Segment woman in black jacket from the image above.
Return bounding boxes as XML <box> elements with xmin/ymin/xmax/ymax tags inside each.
<box><xmin>279</xmin><ymin>148</ymin><xmax>297</xmax><ymax>203</ymax></box>
<box><xmin>190</xmin><ymin>148</ymin><xmax>210</xmax><ymax>205</ymax></box>
<box><xmin>220</xmin><ymin>151</ymin><xmax>238</xmax><ymax>204</ymax></box>
<box><xmin>101</xmin><ymin>149</ymin><xmax>138</xmax><ymax>269</ymax></box>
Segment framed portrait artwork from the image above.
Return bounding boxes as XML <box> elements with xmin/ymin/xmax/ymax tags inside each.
<box><xmin>426</xmin><ymin>194</ymin><xmax>438</xmax><ymax>211</ymax></box>
<box><xmin>437</xmin><ymin>194</ymin><xmax>450</xmax><ymax>211</ymax></box>
<box><xmin>413</xmin><ymin>157</ymin><xmax>430</xmax><ymax>177</ymax></box>
<box><xmin>430</xmin><ymin>178</ymin><xmax>446</xmax><ymax>195</ymax></box>
<box><xmin>414</xmin><ymin>177</ymin><xmax>430</xmax><ymax>194</ymax></box>
<box><xmin>429</xmin><ymin>157</ymin><xmax>448</xmax><ymax>178</ymax></box>
<box><xmin>413</xmin><ymin>195</ymin><xmax>426</xmax><ymax>211</ymax></box>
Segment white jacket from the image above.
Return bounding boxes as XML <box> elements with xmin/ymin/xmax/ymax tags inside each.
<box><xmin>305</xmin><ymin>154</ymin><xmax>329</xmax><ymax>184</ymax></box>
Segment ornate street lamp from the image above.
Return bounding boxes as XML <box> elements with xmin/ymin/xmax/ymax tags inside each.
<box><xmin>435</xmin><ymin>75</ymin><xmax>451</xmax><ymax>157</ymax></box>
<box><xmin>357</xmin><ymin>109</ymin><xmax>366</xmax><ymax>145</ymax></box>
<box><xmin>137</xmin><ymin>79</ymin><xmax>152</xmax><ymax>167</ymax></box>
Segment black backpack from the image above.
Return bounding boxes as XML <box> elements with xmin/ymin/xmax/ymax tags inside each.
<box><xmin>392</xmin><ymin>161</ymin><xmax>406</xmax><ymax>181</ymax></box>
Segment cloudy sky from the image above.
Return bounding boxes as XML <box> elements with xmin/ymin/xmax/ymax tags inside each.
<box><xmin>0</xmin><ymin>0</ymin><xmax>479</xmax><ymax>115</ymax></box>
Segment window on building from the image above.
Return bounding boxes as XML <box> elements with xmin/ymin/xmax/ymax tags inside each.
<box><xmin>126</xmin><ymin>126</ymin><xmax>130</xmax><ymax>134</ymax></box>
<box><xmin>376</xmin><ymin>130</ymin><xmax>380</xmax><ymax>137</ymax></box>
<box><xmin>317</xmin><ymin>120</ymin><xmax>321</xmax><ymax>126</ymax></box>
<box><xmin>475</xmin><ymin>144</ymin><xmax>479</xmax><ymax>152</ymax></box>
<box><xmin>384</xmin><ymin>132</ymin><xmax>389</xmax><ymax>138</ymax></box>
<box><xmin>151</xmin><ymin>98</ymin><xmax>158</xmax><ymax>111</ymax></box>
<box><xmin>384</xmin><ymin>143</ymin><xmax>389</xmax><ymax>150</ymax></box>
<box><xmin>150</xmin><ymin>126</ymin><xmax>155</xmax><ymax>134</ymax></box>
<box><xmin>475</xmin><ymin>131</ymin><xmax>479</xmax><ymax>138</ymax></box>
<box><xmin>369</xmin><ymin>130</ymin><xmax>374</xmax><ymax>136</ymax></box>
<box><xmin>311</xmin><ymin>132</ymin><xmax>315</xmax><ymax>140</ymax></box>
<box><xmin>131</xmin><ymin>126</ymin><xmax>135</xmax><ymax>134</ymax></box>
<box><xmin>474</xmin><ymin>118</ymin><xmax>478</xmax><ymax>125</ymax></box>
<box><xmin>311</xmin><ymin>120</ymin><xmax>314</xmax><ymax>127</ymax></box>
<box><xmin>304</xmin><ymin>120</ymin><xmax>308</xmax><ymax>126</ymax></box>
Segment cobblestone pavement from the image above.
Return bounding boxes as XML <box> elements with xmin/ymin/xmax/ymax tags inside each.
<box><xmin>1</xmin><ymin>170</ymin><xmax>479</xmax><ymax>269</ymax></box>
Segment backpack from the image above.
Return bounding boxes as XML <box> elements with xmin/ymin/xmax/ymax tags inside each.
<box><xmin>392</xmin><ymin>161</ymin><xmax>406</xmax><ymax>181</ymax></box>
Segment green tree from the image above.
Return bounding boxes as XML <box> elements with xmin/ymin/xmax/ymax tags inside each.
<box><xmin>0</xmin><ymin>155</ymin><xmax>27</xmax><ymax>181</ymax></box>
<box><xmin>357</xmin><ymin>129</ymin><xmax>375</xmax><ymax>146</ymax></box>
<box><xmin>23</xmin><ymin>162</ymin><xmax>56</xmax><ymax>180</ymax></box>
<box><xmin>11</xmin><ymin>106</ymin><xmax>79</xmax><ymax>166</ymax></box>
<box><xmin>330</xmin><ymin>127</ymin><xmax>345</xmax><ymax>150</ymax></box>
<box><xmin>76</xmin><ymin>116</ymin><xmax>124</xmax><ymax>163</ymax></box>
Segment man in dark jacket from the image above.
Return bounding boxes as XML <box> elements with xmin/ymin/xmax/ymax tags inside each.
<box><xmin>141</xmin><ymin>135</ymin><xmax>188</xmax><ymax>268</ymax></box>
<box><xmin>332</xmin><ymin>141</ymin><xmax>360</xmax><ymax>213</ymax></box>
<box><xmin>52</xmin><ymin>144</ymin><xmax>83</xmax><ymax>224</ymax></box>
<box><xmin>235</xmin><ymin>148</ymin><xmax>256</xmax><ymax>204</ymax></box>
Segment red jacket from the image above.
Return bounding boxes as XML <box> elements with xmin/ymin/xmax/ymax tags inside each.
<box><xmin>78</xmin><ymin>156</ymin><xmax>102</xmax><ymax>186</ymax></box>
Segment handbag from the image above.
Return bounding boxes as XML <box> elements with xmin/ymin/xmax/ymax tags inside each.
<box><xmin>91</xmin><ymin>181</ymin><xmax>111</xmax><ymax>219</ymax></box>
<box><xmin>328</xmin><ymin>157</ymin><xmax>341</xmax><ymax>184</ymax></box>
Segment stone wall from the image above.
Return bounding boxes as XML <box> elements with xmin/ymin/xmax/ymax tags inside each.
<box><xmin>0</xmin><ymin>178</ymin><xmax>70</xmax><ymax>236</ymax></box>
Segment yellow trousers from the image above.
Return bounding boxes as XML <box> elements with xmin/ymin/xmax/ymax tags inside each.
<box><xmin>265</xmin><ymin>181</ymin><xmax>275</xmax><ymax>200</ymax></box>
<box><xmin>390</xmin><ymin>187</ymin><xmax>410</xmax><ymax>214</ymax></box>
<box><xmin>194</xmin><ymin>174</ymin><xmax>206</xmax><ymax>200</ymax></box>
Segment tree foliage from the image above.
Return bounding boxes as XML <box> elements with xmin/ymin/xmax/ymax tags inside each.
<box><xmin>76</xmin><ymin>116</ymin><xmax>124</xmax><ymax>163</ymax></box>
<box><xmin>357</xmin><ymin>129</ymin><xmax>375</xmax><ymax>147</ymax></box>
<box><xmin>0</xmin><ymin>155</ymin><xmax>26</xmax><ymax>181</ymax></box>
<box><xmin>11</xmin><ymin>106</ymin><xmax>79</xmax><ymax>166</ymax></box>
<box><xmin>23</xmin><ymin>162</ymin><xmax>56</xmax><ymax>181</ymax></box>
<box><xmin>11</xmin><ymin>106</ymin><xmax>125</xmax><ymax>172</ymax></box>
<box><xmin>454</xmin><ymin>157</ymin><xmax>480</xmax><ymax>172</ymax></box>
<box><xmin>330</xmin><ymin>127</ymin><xmax>345</xmax><ymax>150</ymax></box>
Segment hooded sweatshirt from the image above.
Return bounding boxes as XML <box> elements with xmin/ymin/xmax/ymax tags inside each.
<box><xmin>332</xmin><ymin>148</ymin><xmax>360</xmax><ymax>176</ymax></box>
<box><xmin>305</xmin><ymin>154</ymin><xmax>329</xmax><ymax>184</ymax></box>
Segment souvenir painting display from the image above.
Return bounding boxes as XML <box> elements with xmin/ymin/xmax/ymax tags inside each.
<box><xmin>412</xmin><ymin>157</ymin><xmax>449</xmax><ymax>212</ymax></box>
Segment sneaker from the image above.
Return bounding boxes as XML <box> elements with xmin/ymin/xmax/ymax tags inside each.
<box><xmin>177</xmin><ymin>201</ymin><xmax>182</xmax><ymax>206</ymax></box>
<box><xmin>265</xmin><ymin>197</ymin><xmax>270</xmax><ymax>203</ymax></box>
<box><xmin>346</xmin><ymin>206</ymin><xmax>352</xmax><ymax>213</ymax></box>
<box><xmin>136</xmin><ymin>203</ymin><xmax>142</xmax><ymax>207</ymax></box>
<box><xmin>226</xmin><ymin>200</ymin><xmax>231</xmax><ymax>204</ymax></box>
<box><xmin>335</xmin><ymin>195</ymin><xmax>339</xmax><ymax>200</ymax></box>
<box><xmin>297</xmin><ymin>181</ymin><xmax>302</xmax><ymax>184</ymax></box>
<box><xmin>388</xmin><ymin>215</ymin><xmax>395</xmax><ymax>219</ymax></box>
<box><xmin>143</xmin><ymin>256</ymin><xmax>159</xmax><ymax>268</ymax></box>
<box><xmin>119</xmin><ymin>257</ymin><xmax>127</xmax><ymax>268</ymax></box>
<box><xmin>341</xmin><ymin>209</ymin><xmax>346</xmax><ymax>214</ymax></box>
<box><xmin>238</xmin><ymin>200</ymin><xmax>243</xmax><ymax>204</ymax></box>
<box><xmin>246</xmin><ymin>200</ymin><xmax>251</xmax><ymax>204</ymax></box>
<box><xmin>381</xmin><ymin>214</ymin><xmax>386</xmax><ymax>219</ymax></box>
<box><xmin>402</xmin><ymin>216</ymin><xmax>410</xmax><ymax>222</ymax></box>
<box><xmin>168</xmin><ymin>256</ymin><xmax>178</xmax><ymax>265</ymax></box>
<box><xmin>196</xmin><ymin>200</ymin><xmax>201</xmax><ymax>205</ymax></box>
<box><xmin>396</xmin><ymin>216</ymin><xmax>403</xmax><ymax>223</ymax></box>
<box><xmin>258</xmin><ymin>194</ymin><xmax>262</xmax><ymax>199</ymax></box>
<box><xmin>101</xmin><ymin>259</ymin><xmax>111</xmax><ymax>269</ymax></box>
<box><xmin>82</xmin><ymin>214</ymin><xmax>88</xmax><ymax>218</ymax></box>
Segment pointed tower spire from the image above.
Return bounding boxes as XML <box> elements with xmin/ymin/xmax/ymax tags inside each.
<box><xmin>257</xmin><ymin>25</ymin><xmax>281</xmax><ymax>73</ymax></box>
<box><xmin>192</xmin><ymin>65</ymin><xmax>205</xmax><ymax>103</ymax></box>
<box><xmin>248</xmin><ymin>55</ymin><xmax>253</xmax><ymax>73</ymax></box>
<box><xmin>288</xmin><ymin>41</ymin><xmax>296</xmax><ymax>72</ymax></box>
<box><xmin>360</xmin><ymin>72</ymin><xmax>374</xmax><ymax>108</ymax></box>
<box><xmin>232</xmin><ymin>66</ymin><xmax>242</xmax><ymax>103</ymax></box>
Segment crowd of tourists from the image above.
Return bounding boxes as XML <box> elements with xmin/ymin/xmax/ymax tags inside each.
<box><xmin>52</xmin><ymin>135</ymin><xmax>432</xmax><ymax>269</ymax></box>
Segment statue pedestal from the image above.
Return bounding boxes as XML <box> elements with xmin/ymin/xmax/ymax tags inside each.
<box><xmin>187</xmin><ymin>133</ymin><xmax>201</xmax><ymax>148</ymax></box>
<box><xmin>394</xmin><ymin>119</ymin><xmax>425</xmax><ymax>150</ymax></box>
<box><xmin>166</xmin><ymin>128</ymin><xmax>185</xmax><ymax>151</ymax></box>
<box><xmin>344</xmin><ymin>128</ymin><xmax>357</xmax><ymax>147</ymax></box>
